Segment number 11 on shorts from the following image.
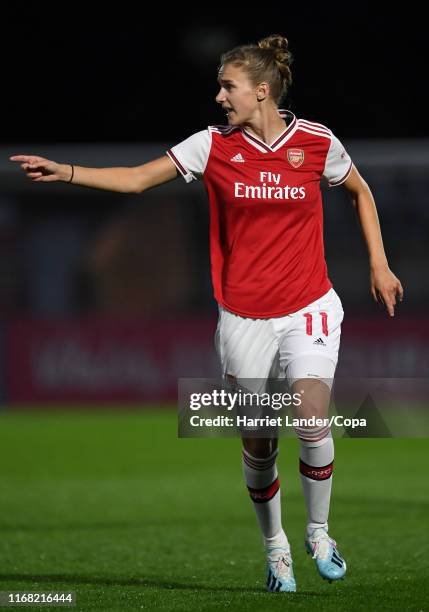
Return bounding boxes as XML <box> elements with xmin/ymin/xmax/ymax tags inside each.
<box><xmin>303</xmin><ymin>312</ymin><xmax>329</xmax><ymax>336</ymax></box>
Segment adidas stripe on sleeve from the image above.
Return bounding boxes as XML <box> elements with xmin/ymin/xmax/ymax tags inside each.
<box><xmin>322</xmin><ymin>134</ymin><xmax>353</xmax><ymax>187</ymax></box>
<box><xmin>166</xmin><ymin>129</ymin><xmax>212</xmax><ymax>183</ymax></box>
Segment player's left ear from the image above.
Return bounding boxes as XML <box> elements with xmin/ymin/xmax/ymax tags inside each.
<box><xmin>256</xmin><ymin>82</ymin><xmax>269</xmax><ymax>101</ymax></box>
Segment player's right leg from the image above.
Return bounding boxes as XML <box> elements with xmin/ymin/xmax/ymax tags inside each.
<box><xmin>242</xmin><ymin>437</ymin><xmax>296</xmax><ymax>592</ymax></box>
<box><xmin>215</xmin><ymin>306</ymin><xmax>295</xmax><ymax>592</ymax></box>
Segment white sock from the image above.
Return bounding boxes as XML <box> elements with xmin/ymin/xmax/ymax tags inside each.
<box><xmin>264</xmin><ymin>529</ymin><xmax>290</xmax><ymax>551</ymax></box>
<box><xmin>242</xmin><ymin>448</ymin><xmax>288</xmax><ymax>549</ymax></box>
<box><xmin>296</xmin><ymin>427</ymin><xmax>334</xmax><ymax>537</ymax></box>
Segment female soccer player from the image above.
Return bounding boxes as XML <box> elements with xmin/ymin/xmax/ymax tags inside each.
<box><xmin>10</xmin><ymin>34</ymin><xmax>403</xmax><ymax>593</ymax></box>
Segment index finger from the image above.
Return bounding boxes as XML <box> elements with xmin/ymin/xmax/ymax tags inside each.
<box><xmin>383</xmin><ymin>294</ymin><xmax>395</xmax><ymax>317</ymax></box>
<box><xmin>10</xmin><ymin>155</ymin><xmax>46</xmax><ymax>165</ymax></box>
<box><xmin>10</xmin><ymin>155</ymin><xmax>35</xmax><ymax>162</ymax></box>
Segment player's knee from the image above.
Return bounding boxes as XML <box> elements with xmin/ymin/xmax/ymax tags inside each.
<box><xmin>242</xmin><ymin>437</ymin><xmax>278</xmax><ymax>458</ymax></box>
<box><xmin>292</xmin><ymin>377</ymin><xmax>331</xmax><ymax>420</ymax></box>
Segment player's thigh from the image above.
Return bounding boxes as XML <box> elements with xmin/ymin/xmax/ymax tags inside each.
<box><xmin>215</xmin><ymin>306</ymin><xmax>278</xmax><ymax>393</ymax></box>
<box><xmin>279</xmin><ymin>288</ymin><xmax>344</xmax><ymax>406</ymax></box>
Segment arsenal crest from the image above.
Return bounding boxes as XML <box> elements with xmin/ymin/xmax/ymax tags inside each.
<box><xmin>287</xmin><ymin>149</ymin><xmax>304</xmax><ymax>168</ymax></box>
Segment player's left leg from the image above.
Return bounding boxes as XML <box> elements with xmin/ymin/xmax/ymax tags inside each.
<box><xmin>291</xmin><ymin>377</ymin><xmax>346</xmax><ymax>582</ymax></box>
<box><xmin>278</xmin><ymin>288</ymin><xmax>346</xmax><ymax>582</ymax></box>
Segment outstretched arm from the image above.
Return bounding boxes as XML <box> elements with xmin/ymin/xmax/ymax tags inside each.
<box><xmin>9</xmin><ymin>154</ymin><xmax>179</xmax><ymax>194</ymax></box>
<box><xmin>342</xmin><ymin>164</ymin><xmax>404</xmax><ymax>317</ymax></box>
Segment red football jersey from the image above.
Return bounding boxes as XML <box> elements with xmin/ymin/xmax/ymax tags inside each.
<box><xmin>167</xmin><ymin>111</ymin><xmax>352</xmax><ymax>318</ymax></box>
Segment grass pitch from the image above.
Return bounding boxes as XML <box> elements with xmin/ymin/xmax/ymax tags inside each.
<box><xmin>0</xmin><ymin>410</ymin><xmax>427</xmax><ymax>611</ymax></box>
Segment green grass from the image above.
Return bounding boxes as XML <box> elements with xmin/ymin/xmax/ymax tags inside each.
<box><xmin>0</xmin><ymin>410</ymin><xmax>428</xmax><ymax>611</ymax></box>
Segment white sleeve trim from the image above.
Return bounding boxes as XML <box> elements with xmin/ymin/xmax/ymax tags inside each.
<box><xmin>166</xmin><ymin>149</ymin><xmax>194</xmax><ymax>183</ymax></box>
<box><xmin>166</xmin><ymin>129</ymin><xmax>212</xmax><ymax>183</ymax></box>
<box><xmin>328</xmin><ymin>160</ymin><xmax>353</xmax><ymax>187</ymax></box>
<box><xmin>323</xmin><ymin>134</ymin><xmax>353</xmax><ymax>187</ymax></box>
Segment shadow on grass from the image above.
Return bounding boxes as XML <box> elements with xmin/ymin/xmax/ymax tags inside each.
<box><xmin>0</xmin><ymin>574</ymin><xmax>330</xmax><ymax>597</ymax></box>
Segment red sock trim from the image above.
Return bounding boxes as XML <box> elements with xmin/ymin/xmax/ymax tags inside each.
<box><xmin>247</xmin><ymin>477</ymin><xmax>280</xmax><ymax>503</ymax></box>
<box><xmin>299</xmin><ymin>459</ymin><xmax>333</xmax><ymax>481</ymax></box>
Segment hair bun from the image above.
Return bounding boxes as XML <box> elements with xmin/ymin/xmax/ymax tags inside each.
<box><xmin>258</xmin><ymin>34</ymin><xmax>292</xmax><ymax>67</ymax></box>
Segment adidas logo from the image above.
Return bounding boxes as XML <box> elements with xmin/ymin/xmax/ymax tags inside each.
<box><xmin>313</xmin><ymin>337</ymin><xmax>326</xmax><ymax>346</ymax></box>
<box><xmin>331</xmin><ymin>549</ymin><xmax>344</xmax><ymax>568</ymax></box>
<box><xmin>230</xmin><ymin>153</ymin><xmax>245</xmax><ymax>163</ymax></box>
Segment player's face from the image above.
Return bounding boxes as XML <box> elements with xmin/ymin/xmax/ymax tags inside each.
<box><xmin>216</xmin><ymin>64</ymin><xmax>259</xmax><ymax>125</ymax></box>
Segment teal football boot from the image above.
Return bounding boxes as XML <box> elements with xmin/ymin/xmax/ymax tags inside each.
<box><xmin>266</xmin><ymin>547</ymin><xmax>296</xmax><ymax>592</ymax></box>
<box><xmin>305</xmin><ymin>528</ymin><xmax>346</xmax><ymax>582</ymax></box>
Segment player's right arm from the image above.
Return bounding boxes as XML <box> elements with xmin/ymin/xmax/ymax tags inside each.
<box><xmin>8</xmin><ymin>154</ymin><xmax>179</xmax><ymax>193</ymax></box>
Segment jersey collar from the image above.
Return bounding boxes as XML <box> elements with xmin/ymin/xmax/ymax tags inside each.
<box><xmin>240</xmin><ymin>110</ymin><xmax>297</xmax><ymax>153</ymax></box>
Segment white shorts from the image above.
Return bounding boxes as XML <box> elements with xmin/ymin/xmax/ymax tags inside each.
<box><xmin>215</xmin><ymin>288</ymin><xmax>344</xmax><ymax>392</ymax></box>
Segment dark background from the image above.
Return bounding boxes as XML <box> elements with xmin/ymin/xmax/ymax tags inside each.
<box><xmin>2</xmin><ymin>8</ymin><xmax>426</xmax><ymax>142</ymax></box>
